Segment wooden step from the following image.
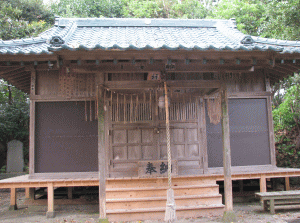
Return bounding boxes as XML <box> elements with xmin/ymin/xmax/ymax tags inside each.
<box><xmin>106</xmin><ymin>194</ymin><xmax>222</xmax><ymax>209</ymax></box>
<box><xmin>107</xmin><ymin>204</ymin><xmax>225</xmax><ymax>221</ymax></box>
<box><xmin>107</xmin><ymin>177</ymin><xmax>216</xmax><ymax>188</ymax></box>
<box><xmin>106</xmin><ymin>184</ymin><xmax>219</xmax><ymax>199</ymax></box>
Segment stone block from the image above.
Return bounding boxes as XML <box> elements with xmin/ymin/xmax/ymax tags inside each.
<box><xmin>7</xmin><ymin>140</ymin><xmax>24</xmax><ymax>173</ymax></box>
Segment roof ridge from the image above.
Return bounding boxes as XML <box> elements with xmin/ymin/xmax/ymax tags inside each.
<box><xmin>252</xmin><ymin>36</ymin><xmax>300</xmax><ymax>47</ymax></box>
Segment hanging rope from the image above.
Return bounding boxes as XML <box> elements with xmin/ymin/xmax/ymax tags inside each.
<box><xmin>207</xmin><ymin>92</ymin><xmax>221</xmax><ymax>125</ymax></box>
<box><xmin>164</xmin><ymin>82</ymin><xmax>176</xmax><ymax>222</ymax></box>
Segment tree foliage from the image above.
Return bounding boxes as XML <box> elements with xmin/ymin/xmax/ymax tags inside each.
<box><xmin>0</xmin><ymin>81</ymin><xmax>29</xmax><ymax>168</ymax></box>
<box><xmin>51</xmin><ymin>0</ymin><xmax>125</xmax><ymax>18</ymax></box>
<box><xmin>0</xmin><ymin>0</ymin><xmax>54</xmax><ymax>40</ymax></box>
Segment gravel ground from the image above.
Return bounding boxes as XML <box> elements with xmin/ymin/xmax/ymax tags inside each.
<box><xmin>0</xmin><ymin>190</ymin><xmax>300</xmax><ymax>222</ymax></box>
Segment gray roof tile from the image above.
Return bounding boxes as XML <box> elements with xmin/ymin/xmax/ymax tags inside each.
<box><xmin>0</xmin><ymin>18</ymin><xmax>300</xmax><ymax>55</ymax></box>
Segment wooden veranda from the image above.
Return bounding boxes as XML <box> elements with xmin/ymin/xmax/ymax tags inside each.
<box><xmin>1</xmin><ymin>166</ymin><xmax>299</xmax><ymax>220</ymax></box>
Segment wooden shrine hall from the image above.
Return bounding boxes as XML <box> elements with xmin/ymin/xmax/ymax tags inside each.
<box><xmin>1</xmin><ymin>18</ymin><xmax>300</xmax><ymax>221</ymax></box>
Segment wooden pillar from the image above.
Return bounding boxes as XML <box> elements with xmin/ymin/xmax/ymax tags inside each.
<box><xmin>285</xmin><ymin>177</ymin><xmax>290</xmax><ymax>191</ymax></box>
<box><xmin>97</xmin><ymin>73</ymin><xmax>108</xmax><ymax>222</ymax></box>
<box><xmin>260</xmin><ymin>175</ymin><xmax>267</xmax><ymax>192</ymax></box>
<box><xmin>29</xmin><ymin>67</ymin><xmax>36</xmax><ymax>176</ymax></box>
<box><xmin>9</xmin><ymin>188</ymin><xmax>17</xmax><ymax>210</ymax></box>
<box><xmin>46</xmin><ymin>183</ymin><xmax>55</xmax><ymax>218</ymax></box>
<box><xmin>221</xmin><ymin>88</ymin><xmax>233</xmax><ymax>212</ymax></box>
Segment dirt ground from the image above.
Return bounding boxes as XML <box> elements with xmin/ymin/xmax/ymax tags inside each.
<box><xmin>1</xmin><ymin>190</ymin><xmax>300</xmax><ymax>223</ymax></box>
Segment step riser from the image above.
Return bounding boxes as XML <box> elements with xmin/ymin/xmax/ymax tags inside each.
<box><xmin>107</xmin><ymin>178</ymin><xmax>215</xmax><ymax>188</ymax></box>
<box><xmin>107</xmin><ymin>186</ymin><xmax>219</xmax><ymax>199</ymax></box>
<box><xmin>107</xmin><ymin>207</ymin><xmax>224</xmax><ymax>222</ymax></box>
<box><xmin>107</xmin><ymin>196</ymin><xmax>222</xmax><ymax>209</ymax></box>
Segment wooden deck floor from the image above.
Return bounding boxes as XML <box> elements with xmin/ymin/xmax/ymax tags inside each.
<box><xmin>0</xmin><ymin>165</ymin><xmax>299</xmax><ymax>189</ymax></box>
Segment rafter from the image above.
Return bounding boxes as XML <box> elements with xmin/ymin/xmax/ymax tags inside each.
<box><xmin>0</xmin><ymin>67</ymin><xmax>25</xmax><ymax>77</ymax></box>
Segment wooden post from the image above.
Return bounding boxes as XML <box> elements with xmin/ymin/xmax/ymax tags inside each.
<box><xmin>221</xmin><ymin>86</ymin><xmax>236</xmax><ymax>222</ymax></box>
<box><xmin>239</xmin><ymin>180</ymin><xmax>244</xmax><ymax>193</ymax></box>
<box><xmin>260</xmin><ymin>175</ymin><xmax>267</xmax><ymax>192</ymax></box>
<box><xmin>25</xmin><ymin>187</ymin><xmax>30</xmax><ymax>199</ymax></box>
<box><xmin>29</xmin><ymin>68</ymin><xmax>36</xmax><ymax>176</ymax></box>
<box><xmin>97</xmin><ymin>73</ymin><xmax>108</xmax><ymax>222</ymax></box>
<box><xmin>46</xmin><ymin>183</ymin><xmax>55</xmax><ymax>218</ymax></box>
<box><xmin>9</xmin><ymin>188</ymin><xmax>17</xmax><ymax>210</ymax></box>
<box><xmin>285</xmin><ymin>177</ymin><xmax>290</xmax><ymax>191</ymax></box>
<box><xmin>29</xmin><ymin>188</ymin><xmax>35</xmax><ymax>200</ymax></box>
<box><xmin>67</xmin><ymin>187</ymin><xmax>73</xmax><ymax>199</ymax></box>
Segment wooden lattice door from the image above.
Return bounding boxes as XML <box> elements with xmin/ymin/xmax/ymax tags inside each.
<box><xmin>108</xmin><ymin>93</ymin><xmax>205</xmax><ymax>177</ymax></box>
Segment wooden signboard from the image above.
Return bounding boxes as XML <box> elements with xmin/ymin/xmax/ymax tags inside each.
<box><xmin>147</xmin><ymin>71</ymin><xmax>161</xmax><ymax>81</ymax></box>
<box><xmin>138</xmin><ymin>160</ymin><xmax>178</xmax><ymax>178</ymax></box>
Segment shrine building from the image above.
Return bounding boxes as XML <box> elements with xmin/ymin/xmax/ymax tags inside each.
<box><xmin>0</xmin><ymin>18</ymin><xmax>300</xmax><ymax>220</ymax></box>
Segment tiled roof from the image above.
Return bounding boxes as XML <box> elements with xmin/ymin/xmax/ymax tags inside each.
<box><xmin>1</xmin><ymin>18</ymin><xmax>300</xmax><ymax>55</ymax></box>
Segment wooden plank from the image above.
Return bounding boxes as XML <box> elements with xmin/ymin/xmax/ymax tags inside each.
<box><xmin>285</xmin><ymin>177</ymin><xmax>290</xmax><ymax>191</ymax></box>
<box><xmin>220</xmin><ymin>85</ymin><xmax>233</xmax><ymax>212</ymax></box>
<box><xmin>97</xmin><ymin>73</ymin><xmax>107</xmax><ymax>219</ymax></box>
<box><xmin>29</xmin><ymin>100</ymin><xmax>35</xmax><ymax>175</ymax></box>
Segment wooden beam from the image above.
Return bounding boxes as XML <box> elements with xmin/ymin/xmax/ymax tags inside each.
<box><xmin>221</xmin><ymin>86</ymin><xmax>233</xmax><ymax>212</ymax></box>
<box><xmin>106</xmin><ymin>80</ymin><xmax>221</xmax><ymax>90</ymax></box>
<box><xmin>70</xmin><ymin>62</ymin><xmax>262</xmax><ymax>74</ymax></box>
<box><xmin>97</xmin><ymin>73</ymin><xmax>107</xmax><ymax>220</ymax></box>
<box><xmin>53</xmin><ymin>49</ymin><xmax>274</xmax><ymax>61</ymax></box>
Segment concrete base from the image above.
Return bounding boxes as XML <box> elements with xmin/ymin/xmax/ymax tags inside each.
<box><xmin>8</xmin><ymin>205</ymin><xmax>17</xmax><ymax>211</ymax></box>
<box><xmin>222</xmin><ymin>211</ymin><xmax>237</xmax><ymax>223</ymax></box>
<box><xmin>46</xmin><ymin>211</ymin><xmax>55</xmax><ymax>218</ymax></box>
<box><xmin>99</xmin><ymin>218</ymin><xmax>109</xmax><ymax>223</ymax></box>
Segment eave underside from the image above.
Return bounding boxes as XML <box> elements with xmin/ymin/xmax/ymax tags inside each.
<box><xmin>0</xmin><ymin>50</ymin><xmax>299</xmax><ymax>93</ymax></box>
